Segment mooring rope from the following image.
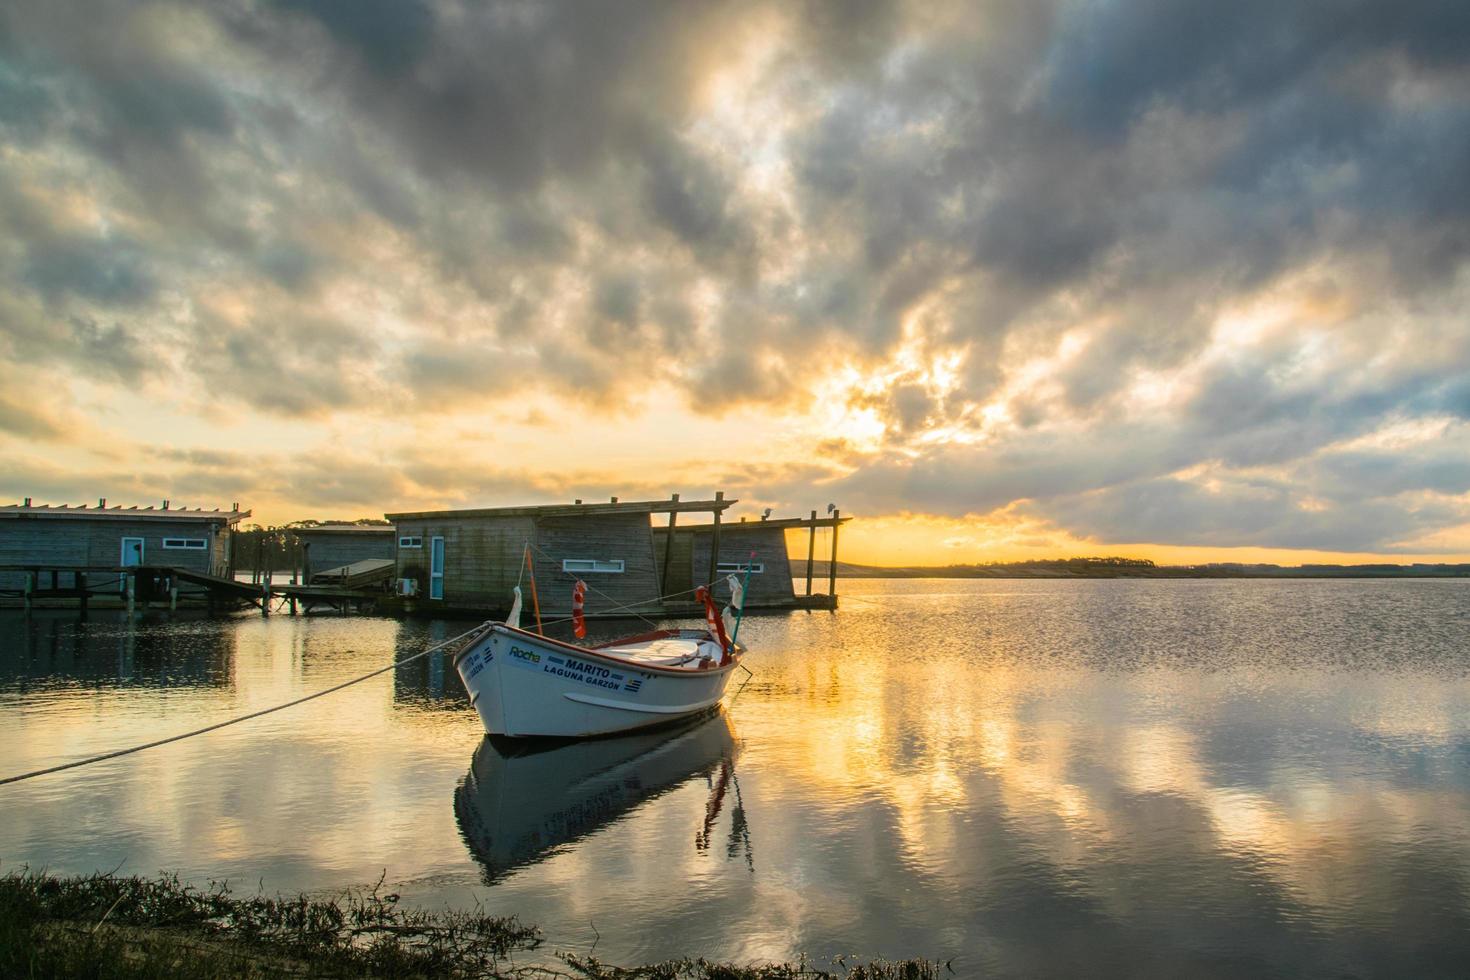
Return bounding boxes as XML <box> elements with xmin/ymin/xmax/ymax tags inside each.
<box><xmin>522</xmin><ymin>538</ymin><xmax>667</xmax><ymax>632</ymax></box>
<box><xmin>532</xmin><ymin>584</ymin><xmax>711</xmax><ymax>629</ymax></box>
<box><xmin>0</xmin><ymin>622</ymin><xmax>492</xmax><ymax>788</ymax></box>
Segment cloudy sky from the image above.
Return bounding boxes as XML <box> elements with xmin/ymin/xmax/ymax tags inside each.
<box><xmin>2</xmin><ymin>0</ymin><xmax>1468</xmax><ymax>565</ymax></box>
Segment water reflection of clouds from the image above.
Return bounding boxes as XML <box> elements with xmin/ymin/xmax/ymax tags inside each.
<box><xmin>3</xmin><ymin>581</ymin><xmax>1470</xmax><ymax>974</ymax></box>
<box><xmin>737</xmin><ymin>625</ymin><xmax>1470</xmax><ymax>960</ymax></box>
<box><xmin>0</xmin><ymin>614</ymin><xmax>485</xmax><ymax>891</ymax></box>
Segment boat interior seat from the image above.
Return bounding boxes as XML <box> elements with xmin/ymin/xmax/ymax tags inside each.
<box><xmin>604</xmin><ymin>637</ymin><xmax>722</xmax><ymax>666</ymax></box>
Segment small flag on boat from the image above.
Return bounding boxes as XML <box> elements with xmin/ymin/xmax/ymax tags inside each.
<box><xmin>725</xmin><ymin>573</ymin><xmax>745</xmax><ymax>613</ymax></box>
<box><xmin>572</xmin><ymin>579</ymin><xmax>587</xmax><ymax>639</ymax></box>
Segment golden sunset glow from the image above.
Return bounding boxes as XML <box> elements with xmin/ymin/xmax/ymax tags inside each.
<box><xmin>1</xmin><ymin>0</ymin><xmax>1467</xmax><ymax>568</ymax></box>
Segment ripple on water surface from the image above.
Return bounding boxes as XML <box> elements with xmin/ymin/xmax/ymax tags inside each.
<box><xmin>2</xmin><ymin>578</ymin><xmax>1469</xmax><ymax>977</ymax></box>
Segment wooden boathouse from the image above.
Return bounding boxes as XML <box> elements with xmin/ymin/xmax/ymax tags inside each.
<box><xmin>0</xmin><ymin>499</ymin><xmax>254</xmax><ymax>610</ymax></box>
<box><xmin>289</xmin><ymin>524</ymin><xmax>395</xmax><ymax>578</ymax></box>
<box><xmin>385</xmin><ymin>495</ymin><xmax>736</xmax><ymax>616</ymax></box>
<box><xmin>384</xmin><ymin>494</ymin><xmax>848</xmax><ymax>618</ymax></box>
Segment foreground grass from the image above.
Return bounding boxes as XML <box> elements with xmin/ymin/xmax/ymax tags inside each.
<box><xmin>1</xmin><ymin>871</ymin><xmax>947</xmax><ymax>979</ymax></box>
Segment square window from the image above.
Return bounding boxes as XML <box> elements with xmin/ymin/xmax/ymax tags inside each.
<box><xmin>717</xmin><ymin>561</ymin><xmax>763</xmax><ymax>574</ymax></box>
<box><xmin>561</xmin><ymin>558</ymin><xmax>625</xmax><ymax>573</ymax></box>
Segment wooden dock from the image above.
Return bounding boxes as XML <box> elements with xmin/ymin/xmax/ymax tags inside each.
<box><xmin>272</xmin><ymin>582</ymin><xmax>384</xmax><ymax>613</ymax></box>
<box><xmin>0</xmin><ymin>564</ymin><xmax>267</xmax><ymax>614</ymax></box>
<box><xmin>0</xmin><ymin>563</ymin><xmax>386</xmax><ymax>615</ymax></box>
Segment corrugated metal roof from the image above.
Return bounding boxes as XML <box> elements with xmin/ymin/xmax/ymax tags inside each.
<box><xmin>386</xmin><ymin>496</ymin><xmax>736</xmax><ymax>521</ymax></box>
<box><xmin>0</xmin><ymin>503</ymin><xmax>249</xmax><ymax>524</ymax></box>
<box><xmin>661</xmin><ymin>515</ymin><xmax>851</xmax><ymax>532</ymax></box>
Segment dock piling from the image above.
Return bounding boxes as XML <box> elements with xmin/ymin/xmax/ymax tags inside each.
<box><xmin>23</xmin><ymin>571</ymin><xmax>34</xmax><ymax>615</ymax></box>
<box><xmin>707</xmin><ymin>491</ymin><xmax>724</xmax><ymax>586</ymax></box>
<box><xmin>661</xmin><ymin>493</ymin><xmax>679</xmax><ymax>594</ymax></box>
<box><xmin>827</xmin><ymin>508</ymin><xmax>840</xmax><ymax>600</ymax></box>
<box><xmin>126</xmin><ymin>570</ymin><xmax>135</xmax><ymax>617</ymax></box>
<box><xmin>805</xmin><ymin>509</ymin><xmax>816</xmax><ymax>596</ymax></box>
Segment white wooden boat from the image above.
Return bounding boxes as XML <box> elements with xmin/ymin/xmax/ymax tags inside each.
<box><xmin>454</xmin><ymin>711</ymin><xmax>737</xmax><ymax>880</ymax></box>
<box><xmin>452</xmin><ymin>623</ymin><xmax>745</xmax><ymax>738</ymax></box>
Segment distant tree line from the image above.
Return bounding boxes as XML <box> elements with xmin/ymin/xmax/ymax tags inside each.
<box><xmin>810</xmin><ymin>557</ymin><xmax>1470</xmax><ymax>579</ymax></box>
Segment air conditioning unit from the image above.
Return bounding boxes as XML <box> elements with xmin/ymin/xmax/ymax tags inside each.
<box><xmin>396</xmin><ymin>578</ymin><xmax>419</xmax><ymax>597</ymax></box>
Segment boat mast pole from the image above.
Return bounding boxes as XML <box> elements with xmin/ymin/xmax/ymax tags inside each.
<box><xmin>524</xmin><ymin>545</ymin><xmax>543</xmax><ymax>634</ymax></box>
<box><xmin>728</xmin><ymin>550</ymin><xmax>756</xmax><ymax>650</ymax></box>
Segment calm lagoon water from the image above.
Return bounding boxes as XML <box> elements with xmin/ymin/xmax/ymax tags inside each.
<box><xmin>3</xmin><ymin>578</ymin><xmax>1470</xmax><ymax>977</ymax></box>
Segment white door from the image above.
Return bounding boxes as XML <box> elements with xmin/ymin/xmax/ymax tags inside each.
<box><xmin>120</xmin><ymin>537</ymin><xmax>144</xmax><ymax>593</ymax></box>
<box><xmin>430</xmin><ymin>536</ymin><xmax>445</xmax><ymax>600</ymax></box>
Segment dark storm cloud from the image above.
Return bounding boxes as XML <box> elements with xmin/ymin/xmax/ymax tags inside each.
<box><xmin>65</xmin><ymin>317</ymin><xmax>151</xmax><ymax>383</ymax></box>
<box><xmin>238</xmin><ymin>1</ymin><xmax>734</xmax><ymax>192</ymax></box>
<box><xmin>274</xmin><ymin>0</ymin><xmax>435</xmax><ymax>76</ymax></box>
<box><xmin>1</xmin><ymin>0</ymin><xmax>1468</xmax><ymax>552</ymax></box>
<box><xmin>0</xmin><ymin>57</ymin><xmax>55</xmax><ymax>142</ymax></box>
<box><xmin>1310</xmin><ymin>447</ymin><xmax>1470</xmax><ymax>502</ymax></box>
<box><xmin>187</xmin><ymin>311</ymin><xmax>383</xmax><ymax>418</ymax></box>
<box><xmin>22</xmin><ymin>235</ymin><xmax>157</xmax><ymax>307</ymax></box>
<box><xmin>1042</xmin><ymin>0</ymin><xmax>1470</xmax><ymax>135</ymax></box>
<box><xmin>781</xmin><ymin>0</ymin><xmax>1470</xmax><ymax>392</ymax></box>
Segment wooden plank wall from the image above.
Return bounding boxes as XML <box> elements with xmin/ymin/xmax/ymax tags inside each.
<box><xmin>0</xmin><ymin>518</ymin><xmax>223</xmax><ymax>589</ymax></box>
<box><xmin>393</xmin><ymin>516</ymin><xmax>536</xmax><ymax>605</ymax></box>
<box><xmin>650</xmin><ymin>527</ymin><xmax>695</xmax><ymax>597</ymax></box>
<box><xmin>690</xmin><ymin>526</ymin><xmax>797</xmax><ymax>603</ymax></box>
<box><xmin>533</xmin><ymin>513</ymin><xmax>662</xmax><ymax>615</ymax></box>
<box><xmin>295</xmin><ymin>532</ymin><xmax>395</xmax><ymax>574</ymax></box>
<box><xmin>0</xmin><ymin>521</ymin><xmax>85</xmax><ymax>590</ymax></box>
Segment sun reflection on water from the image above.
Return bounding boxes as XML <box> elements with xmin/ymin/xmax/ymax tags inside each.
<box><xmin>2</xmin><ymin>579</ymin><xmax>1469</xmax><ymax>974</ymax></box>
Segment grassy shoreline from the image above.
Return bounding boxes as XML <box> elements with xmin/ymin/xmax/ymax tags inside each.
<box><xmin>1</xmin><ymin>870</ymin><xmax>946</xmax><ymax>979</ymax></box>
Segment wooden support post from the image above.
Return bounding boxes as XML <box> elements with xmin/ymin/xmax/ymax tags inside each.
<box><xmin>23</xmin><ymin>571</ymin><xmax>34</xmax><ymax>615</ymax></box>
<box><xmin>289</xmin><ymin>540</ymin><xmax>298</xmax><ymax>615</ymax></box>
<box><xmin>827</xmin><ymin>509</ymin><xmax>840</xmax><ymax>599</ymax></box>
<box><xmin>261</xmin><ymin>558</ymin><xmax>271</xmax><ymax>615</ymax></box>
<box><xmin>169</xmin><ymin>581</ymin><xmax>178</xmax><ymax>612</ymax></box>
<box><xmin>707</xmin><ymin>491</ymin><xmax>724</xmax><ymax>586</ymax></box>
<box><xmin>805</xmin><ymin>510</ymin><xmax>816</xmax><ymax>596</ymax></box>
<box><xmin>78</xmin><ymin>571</ymin><xmax>88</xmax><ymax>616</ymax></box>
<box><xmin>661</xmin><ymin>493</ymin><xmax>679</xmax><ymax>595</ymax></box>
<box><xmin>50</xmin><ymin>570</ymin><xmax>58</xmax><ymax>592</ymax></box>
<box><xmin>126</xmin><ymin>570</ymin><xmax>136</xmax><ymax>617</ymax></box>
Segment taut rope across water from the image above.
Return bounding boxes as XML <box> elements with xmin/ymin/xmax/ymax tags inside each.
<box><xmin>0</xmin><ymin>623</ymin><xmax>490</xmax><ymax>787</ymax></box>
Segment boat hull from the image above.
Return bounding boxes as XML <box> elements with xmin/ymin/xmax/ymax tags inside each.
<box><xmin>454</xmin><ymin>624</ymin><xmax>743</xmax><ymax>738</ymax></box>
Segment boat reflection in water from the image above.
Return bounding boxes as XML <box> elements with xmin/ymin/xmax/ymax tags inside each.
<box><xmin>455</xmin><ymin>710</ymin><xmax>743</xmax><ymax>882</ymax></box>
